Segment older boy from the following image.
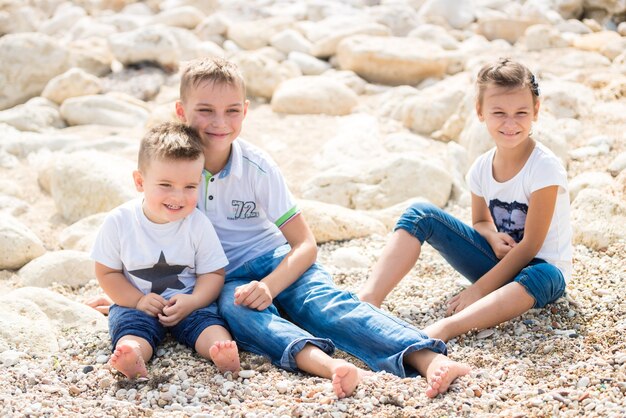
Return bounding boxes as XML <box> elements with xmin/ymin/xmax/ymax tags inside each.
<box><xmin>173</xmin><ymin>57</ymin><xmax>471</xmax><ymax>398</ymax></box>
<box><xmin>91</xmin><ymin>122</ymin><xmax>239</xmax><ymax>378</ymax></box>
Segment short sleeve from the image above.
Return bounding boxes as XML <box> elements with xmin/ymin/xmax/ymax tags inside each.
<box><xmin>90</xmin><ymin>212</ymin><xmax>123</xmax><ymax>270</ymax></box>
<box><xmin>255</xmin><ymin>161</ymin><xmax>299</xmax><ymax>228</ymax></box>
<box><xmin>530</xmin><ymin>153</ymin><xmax>568</xmax><ymax>194</ymax></box>
<box><xmin>467</xmin><ymin>152</ymin><xmax>488</xmax><ymax>197</ymax></box>
<box><xmin>192</xmin><ymin>211</ymin><xmax>229</xmax><ymax>275</ymax></box>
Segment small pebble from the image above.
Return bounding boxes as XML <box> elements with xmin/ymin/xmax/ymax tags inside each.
<box><xmin>476</xmin><ymin>329</ymin><xmax>495</xmax><ymax>339</ymax></box>
<box><xmin>95</xmin><ymin>355</ymin><xmax>109</xmax><ymax>364</ymax></box>
<box><xmin>239</xmin><ymin>370</ymin><xmax>255</xmax><ymax>379</ymax></box>
<box><xmin>82</xmin><ymin>366</ymin><xmax>94</xmax><ymax>374</ymax></box>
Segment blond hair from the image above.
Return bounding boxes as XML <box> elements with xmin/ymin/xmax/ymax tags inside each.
<box><xmin>179</xmin><ymin>57</ymin><xmax>246</xmax><ymax>102</ymax></box>
<box><xmin>138</xmin><ymin>122</ymin><xmax>203</xmax><ymax>171</ymax></box>
<box><xmin>476</xmin><ymin>58</ymin><xmax>540</xmax><ymax>107</ymax></box>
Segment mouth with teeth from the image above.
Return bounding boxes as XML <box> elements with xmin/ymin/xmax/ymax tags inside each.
<box><xmin>165</xmin><ymin>204</ymin><xmax>183</xmax><ymax>210</ymax></box>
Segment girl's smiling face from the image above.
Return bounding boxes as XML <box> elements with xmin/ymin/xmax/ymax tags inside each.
<box><xmin>477</xmin><ymin>84</ymin><xmax>539</xmax><ymax>151</ymax></box>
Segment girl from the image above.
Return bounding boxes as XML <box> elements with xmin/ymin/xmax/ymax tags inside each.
<box><xmin>358</xmin><ymin>58</ymin><xmax>572</xmax><ymax>343</ymax></box>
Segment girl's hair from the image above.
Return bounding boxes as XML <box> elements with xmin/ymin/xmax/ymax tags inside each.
<box><xmin>179</xmin><ymin>57</ymin><xmax>246</xmax><ymax>102</ymax></box>
<box><xmin>138</xmin><ymin>122</ymin><xmax>204</xmax><ymax>171</ymax></box>
<box><xmin>476</xmin><ymin>58</ymin><xmax>540</xmax><ymax>106</ymax></box>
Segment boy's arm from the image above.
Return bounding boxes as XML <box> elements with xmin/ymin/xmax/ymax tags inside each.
<box><xmin>234</xmin><ymin>213</ymin><xmax>317</xmax><ymax>310</ymax></box>
<box><xmin>448</xmin><ymin>186</ymin><xmax>558</xmax><ymax>314</ymax></box>
<box><xmin>95</xmin><ymin>262</ymin><xmax>167</xmax><ymax>316</ymax></box>
<box><xmin>159</xmin><ymin>269</ymin><xmax>225</xmax><ymax>327</ymax></box>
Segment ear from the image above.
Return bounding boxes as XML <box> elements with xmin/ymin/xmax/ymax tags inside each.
<box><xmin>243</xmin><ymin>99</ymin><xmax>250</xmax><ymax>119</ymax></box>
<box><xmin>475</xmin><ymin>101</ymin><xmax>484</xmax><ymax>122</ymax></box>
<box><xmin>132</xmin><ymin>170</ymin><xmax>144</xmax><ymax>192</ymax></box>
<box><xmin>533</xmin><ymin>99</ymin><xmax>540</xmax><ymax>121</ymax></box>
<box><xmin>175</xmin><ymin>100</ymin><xmax>187</xmax><ymax>123</ymax></box>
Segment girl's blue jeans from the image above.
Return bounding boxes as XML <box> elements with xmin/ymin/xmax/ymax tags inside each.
<box><xmin>219</xmin><ymin>244</ymin><xmax>447</xmax><ymax>377</ymax></box>
<box><xmin>396</xmin><ymin>202</ymin><xmax>566</xmax><ymax>309</ymax></box>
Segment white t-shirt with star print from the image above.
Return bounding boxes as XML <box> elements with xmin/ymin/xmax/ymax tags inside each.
<box><xmin>91</xmin><ymin>198</ymin><xmax>228</xmax><ymax>300</ymax></box>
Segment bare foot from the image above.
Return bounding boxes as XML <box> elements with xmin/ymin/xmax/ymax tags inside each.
<box><xmin>85</xmin><ymin>295</ymin><xmax>113</xmax><ymax>316</ymax></box>
<box><xmin>331</xmin><ymin>362</ymin><xmax>364</xmax><ymax>398</ymax></box>
<box><xmin>110</xmin><ymin>341</ymin><xmax>148</xmax><ymax>379</ymax></box>
<box><xmin>209</xmin><ymin>341</ymin><xmax>240</xmax><ymax>373</ymax></box>
<box><xmin>424</xmin><ymin>355</ymin><xmax>470</xmax><ymax>398</ymax></box>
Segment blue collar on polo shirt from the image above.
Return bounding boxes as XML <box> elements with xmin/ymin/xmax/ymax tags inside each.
<box><xmin>218</xmin><ymin>140</ymin><xmax>243</xmax><ymax>179</ymax></box>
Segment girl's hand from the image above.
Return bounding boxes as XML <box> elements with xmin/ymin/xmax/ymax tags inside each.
<box><xmin>487</xmin><ymin>232</ymin><xmax>517</xmax><ymax>259</ymax></box>
<box><xmin>159</xmin><ymin>294</ymin><xmax>197</xmax><ymax>327</ymax></box>
<box><xmin>234</xmin><ymin>281</ymin><xmax>273</xmax><ymax>311</ymax></box>
<box><xmin>446</xmin><ymin>286</ymin><xmax>485</xmax><ymax>316</ymax></box>
<box><xmin>136</xmin><ymin>293</ymin><xmax>167</xmax><ymax>317</ymax></box>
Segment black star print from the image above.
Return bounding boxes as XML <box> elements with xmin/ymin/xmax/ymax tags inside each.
<box><xmin>128</xmin><ymin>251</ymin><xmax>188</xmax><ymax>295</ymax></box>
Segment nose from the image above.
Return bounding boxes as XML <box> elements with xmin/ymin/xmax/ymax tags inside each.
<box><xmin>211</xmin><ymin>112</ymin><xmax>226</xmax><ymax>127</ymax></box>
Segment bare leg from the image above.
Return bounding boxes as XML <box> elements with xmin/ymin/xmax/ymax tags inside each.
<box><xmin>195</xmin><ymin>325</ymin><xmax>240</xmax><ymax>373</ymax></box>
<box><xmin>85</xmin><ymin>295</ymin><xmax>113</xmax><ymax>315</ymax></box>
<box><xmin>110</xmin><ymin>336</ymin><xmax>151</xmax><ymax>379</ymax></box>
<box><xmin>424</xmin><ymin>282</ymin><xmax>535</xmax><ymax>342</ymax></box>
<box><xmin>405</xmin><ymin>349</ymin><xmax>471</xmax><ymax>398</ymax></box>
<box><xmin>294</xmin><ymin>343</ymin><xmax>367</xmax><ymax>399</ymax></box>
<box><xmin>358</xmin><ymin>229</ymin><xmax>422</xmax><ymax>307</ymax></box>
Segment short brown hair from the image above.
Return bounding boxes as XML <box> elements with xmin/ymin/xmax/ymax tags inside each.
<box><xmin>179</xmin><ymin>57</ymin><xmax>246</xmax><ymax>102</ymax></box>
<box><xmin>138</xmin><ymin>122</ymin><xmax>203</xmax><ymax>171</ymax></box>
<box><xmin>476</xmin><ymin>57</ymin><xmax>539</xmax><ymax>107</ymax></box>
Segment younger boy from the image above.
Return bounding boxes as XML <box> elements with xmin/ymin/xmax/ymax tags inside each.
<box><xmin>91</xmin><ymin>122</ymin><xmax>239</xmax><ymax>378</ymax></box>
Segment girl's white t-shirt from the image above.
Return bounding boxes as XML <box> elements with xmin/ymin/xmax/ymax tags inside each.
<box><xmin>467</xmin><ymin>141</ymin><xmax>572</xmax><ymax>281</ymax></box>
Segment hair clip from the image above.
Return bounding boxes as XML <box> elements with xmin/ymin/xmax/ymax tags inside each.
<box><xmin>530</xmin><ymin>74</ymin><xmax>540</xmax><ymax>96</ymax></box>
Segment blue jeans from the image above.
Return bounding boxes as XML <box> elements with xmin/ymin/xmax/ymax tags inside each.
<box><xmin>108</xmin><ymin>302</ymin><xmax>227</xmax><ymax>353</ymax></box>
<box><xmin>218</xmin><ymin>244</ymin><xmax>447</xmax><ymax>378</ymax></box>
<box><xmin>396</xmin><ymin>202</ymin><xmax>566</xmax><ymax>308</ymax></box>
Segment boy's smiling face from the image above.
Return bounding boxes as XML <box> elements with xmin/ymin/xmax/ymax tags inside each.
<box><xmin>176</xmin><ymin>81</ymin><xmax>249</xmax><ymax>162</ymax></box>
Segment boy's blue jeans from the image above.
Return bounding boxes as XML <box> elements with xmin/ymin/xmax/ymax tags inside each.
<box><xmin>219</xmin><ymin>244</ymin><xmax>447</xmax><ymax>377</ymax></box>
<box><xmin>396</xmin><ymin>202</ymin><xmax>566</xmax><ymax>308</ymax></box>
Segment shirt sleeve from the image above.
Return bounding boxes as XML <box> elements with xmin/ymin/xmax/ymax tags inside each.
<box><xmin>90</xmin><ymin>212</ymin><xmax>123</xmax><ymax>270</ymax></box>
<box><xmin>193</xmin><ymin>211</ymin><xmax>229</xmax><ymax>275</ymax></box>
<box><xmin>255</xmin><ymin>160</ymin><xmax>300</xmax><ymax>228</ymax></box>
<box><xmin>467</xmin><ymin>153</ymin><xmax>486</xmax><ymax>197</ymax></box>
<box><xmin>529</xmin><ymin>152</ymin><xmax>568</xmax><ymax>194</ymax></box>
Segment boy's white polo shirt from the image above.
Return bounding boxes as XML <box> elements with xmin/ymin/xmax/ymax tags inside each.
<box><xmin>198</xmin><ymin>139</ymin><xmax>299</xmax><ymax>273</ymax></box>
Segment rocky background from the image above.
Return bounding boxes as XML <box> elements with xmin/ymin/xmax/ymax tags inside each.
<box><xmin>0</xmin><ymin>0</ymin><xmax>625</xmax><ymax>417</ymax></box>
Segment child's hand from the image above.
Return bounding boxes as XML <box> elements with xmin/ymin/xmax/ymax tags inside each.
<box><xmin>446</xmin><ymin>286</ymin><xmax>485</xmax><ymax>316</ymax></box>
<box><xmin>158</xmin><ymin>294</ymin><xmax>197</xmax><ymax>327</ymax></box>
<box><xmin>488</xmin><ymin>232</ymin><xmax>517</xmax><ymax>259</ymax></box>
<box><xmin>234</xmin><ymin>281</ymin><xmax>273</xmax><ymax>311</ymax></box>
<box><xmin>136</xmin><ymin>293</ymin><xmax>167</xmax><ymax>317</ymax></box>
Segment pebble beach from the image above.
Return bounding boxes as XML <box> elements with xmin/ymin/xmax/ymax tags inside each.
<box><xmin>1</xmin><ymin>0</ymin><xmax>625</xmax><ymax>417</ymax></box>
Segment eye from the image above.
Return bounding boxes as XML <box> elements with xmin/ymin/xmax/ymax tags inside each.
<box><xmin>186</xmin><ymin>185</ymin><xmax>197</xmax><ymax>189</ymax></box>
<box><xmin>493</xmin><ymin>111</ymin><xmax>505</xmax><ymax>116</ymax></box>
<box><xmin>228</xmin><ymin>109</ymin><xmax>240</xmax><ymax>113</ymax></box>
<box><xmin>517</xmin><ymin>111</ymin><xmax>528</xmax><ymax>116</ymax></box>
<box><xmin>159</xmin><ymin>183</ymin><xmax>171</xmax><ymax>188</ymax></box>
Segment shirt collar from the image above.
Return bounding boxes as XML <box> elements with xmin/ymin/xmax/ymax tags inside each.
<box><xmin>218</xmin><ymin>140</ymin><xmax>243</xmax><ymax>179</ymax></box>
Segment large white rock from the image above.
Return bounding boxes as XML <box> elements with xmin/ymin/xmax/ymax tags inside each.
<box><xmin>40</xmin><ymin>5</ymin><xmax>87</xmax><ymax>36</ymax></box>
<box><xmin>59</xmin><ymin>213</ymin><xmax>107</xmax><ymax>252</ymax></box>
<box><xmin>0</xmin><ymin>215</ymin><xmax>46</xmax><ymax>270</ymax></box>
<box><xmin>329</xmin><ymin>247</ymin><xmax>371</xmax><ymax>269</ymax></box>
<box><xmin>408</xmin><ymin>24</ymin><xmax>460</xmax><ymax>50</ymax></box>
<box><xmin>571</xmin><ymin>188</ymin><xmax>626</xmax><ymax>250</ymax></box>
<box><xmin>108</xmin><ymin>25</ymin><xmax>180</xmax><ymax>69</ymax></box>
<box><xmin>308</xmin><ymin>18</ymin><xmax>391</xmax><ymax>58</ymax></box>
<box><xmin>0</xmin><ymin>98</ymin><xmax>65</xmax><ymax>132</ymax></box>
<box><xmin>270</xmin><ymin>29</ymin><xmax>312</xmax><ymax>54</ymax></box>
<box><xmin>67</xmin><ymin>37</ymin><xmax>115</xmax><ymax>77</ymax></box>
<box><xmin>195</xmin><ymin>13</ymin><xmax>230</xmax><ymax>40</ymax></box>
<box><xmin>0</xmin><ymin>33</ymin><xmax>69</xmax><ymax>110</ymax></box>
<box><xmin>401</xmin><ymin>73</ymin><xmax>471</xmax><ymax>135</ymax></box>
<box><xmin>418</xmin><ymin>0</ymin><xmax>475</xmax><ymax>29</ymax></box>
<box><xmin>149</xmin><ymin>6</ymin><xmax>205</xmax><ymax>29</ymax></box>
<box><xmin>525</xmin><ymin>24</ymin><xmax>570</xmax><ymax>50</ymax></box>
<box><xmin>159</xmin><ymin>0</ymin><xmax>220</xmax><ymax>15</ymax></box>
<box><xmin>271</xmin><ymin>76</ymin><xmax>357</xmax><ymax>116</ymax></box>
<box><xmin>367</xmin><ymin>197</ymin><xmax>429</xmax><ymax>230</ymax></box>
<box><xmin>573</xmin><ymin>30</ymin><xmax>622</xmax><ymax>53</ymax></box>
<box><xmin>0</xmin><ymin>296</ymin><xmax>58</xmax><ymax>356</ymax></box>
<box><xmin>540</xmin><ymin>80</ymin><xmax>594</xmax><ymax>119</ymax></box>
<box><xmin>60</xmin><ymin>94</ymin><xmax>150</xmax><ymax>127</ymax></box>
<box><xmin>227</xmin><ymin>16</ymin><xmax>293</xmax><ymax>50</ymax></box>
<box><xmin>42</xmin><ymin>68</ymin><xmax>102</xmax><ymax>105</ymax></box>
<box><xmin>478</xmin><ymin>18</ymin><xmax>544</xmax><ymax>44</ymax></box>
<box><xmin>287</xmin><ymin>52</ymin><xmax>331</xmax><ymax>76</ymax></box>
<box><xmin>337</xmin><ymin>35</ymin><xmax>448</xmax><ymax>86</ymax></box>
<box><xmin>50</xmin><ymin>150</ymin><xmax>137</xmax><ymax>223</ymax></box>
<box><xmin>18</xmin><ymin>250</ymin><xmax>94</xmax><ymax>288</ymax></box>
<box><xmin>569</xmin><ymin>171</ymin><xmax>614</xmax><ymax>201</ymax></box>
<box><xmin>232</xmin><ymin>51</ymin><xmax>301</xmax><ymax>99</ymax></box>
<box><xmin>367</xmin><ymin>3</ymin><xmax>421</xmax><ymax>36</ymax></box>
<box><xmin>608</xmin><ymin>152</ymin><xmax>626</xmax><ymax>177</ymax></box>
<box><xmin>9</xmin><ymin>287</ymin><xmax>108</xmax><ymax>333</ymax></box>
<box><xmin>302</xmin><ymin>155</ymin><xmax>452</xmax><ymax>210</ymax></box>
<box><xmin>0</xmin><ymin>5</ymin><xmax>44</xmax><ymax>35</ymax></box>
<box><xmin>298</xmin><ymin>199</ymin><xmax>386</xmax><ymax>243</ymax></box>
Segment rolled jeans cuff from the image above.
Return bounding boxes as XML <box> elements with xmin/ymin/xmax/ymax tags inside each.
<box><xmin>397</xmin><ymin>338</ymin><xmax>448</xmax><ymax>378</ymax></box>
<box><xmin>281</xmin><ymin>337</ymin><xmax>336</xmax><ymax>372</ymax></box>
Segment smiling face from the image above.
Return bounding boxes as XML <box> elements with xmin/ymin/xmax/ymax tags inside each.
<box><xmin>477</xmin><ymin>84</ymin><xmax>539</xmax><ymax>151</ymax></box>
<box><xmin>133</xmin><ymin>156</ymin><xmax>204</xmax><ymax>224</ymax></box>
<box><xmin>176</xmin><ymin>81</ymin><xmax>249</xmax><ymax>169</ymax></box>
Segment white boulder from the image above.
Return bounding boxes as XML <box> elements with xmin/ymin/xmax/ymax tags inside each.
<box><xmin>571</xmin><ymin>188</ymin><xmax>626</xmax><ymax>250</ymax></box>
<box><xmin>525</xmin><ymin>24</ymin><xmax>570</xmax><ymax>50</ymax></box>
<box><xmin>149</xmin><ymin>6</ymin><xmax>205</xmax><ymax>29</ymax></box>
<box><xmin>0</xmin><ymin>296</ymin><xmax>58</xmax><ymax>356</ymax></box>
<box><xmin>18</xmin><ymin>250</ymin><xmax>95</xmax><ymax>288</ymax></box>
<box><xmin>60</xmin><ymin>94</ymin><xmax>150</xmax><ymax>127</ymax></box>
<box><xmin>42</xmin><ymin>68</ymin><xmax>102</xmax><ymax>105</ymax></box>
<box><xmin>271</xmin><ymin>76</ymin><xmax>357</xmax><ymax>116</ymax></box>
<box><xmin>227</xmin><ymin>16</ymin><xmax>293</xmax><ymax>50</ymax></box>
<box><xmin>308</xmin><ymin>19</ymin><xmax>391</xmax><ymax>58</ymax></box>
<box><xmin>108</xmin><ymin>25</ymin><xmax>180</xmax><ymax>69</ymax></box>
<box><xmin>59</xmin><ymin>213</ymin><xmax>107</xmax><ymax>252</ymax></box>
<box><xmin>232</xmin><ymin>51</ymin><xmax>301</xmax><ymax>99</ymax></box>
<box><xmin>540</xmin><ymin>80</ymin><xmax>594</xmax><ymax>119</ymax></box>
<box><xmin>271</xmin><ymin>29</ymin><xmax>312</xmax><ymax>54</ymax></box>
<box><xmin>0</xmin><ymin>215</ymin><xmax>46</xmax><ymax>270</ymax></box>
<box><xmin>608</xmin><ymin>152</ymin><xmax>626</xmax><ymax>177</ymax></box>
<box><xmin>287</xmin><ymin>52</ymin><xmax>331</xmax><ymax>76</ymax></box>
<box><xmin>159</xmin><ymin>0</ymin><xmax>220</xmax><ymax>15</ymax></box>
<box><xmin>0</xmin><ymin>98</ymin><xmax>65</xmax><ymax>132</ymax></box>
<box><xmin>418</xmin><ymin>0</ymin><xmax>476</xmax><ymax>29</ymax></box>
